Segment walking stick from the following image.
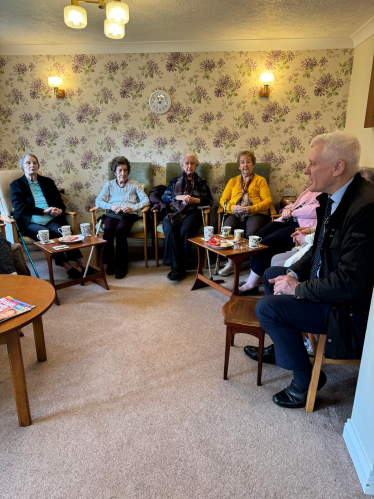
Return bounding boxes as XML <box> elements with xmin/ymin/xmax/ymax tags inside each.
<box><xmin>199</xmin><ymin>206</ymin><xmax>213</xmax><ymax>280</ymax></box>
<box><xmin>11</xmin><ymin>217</ymin><xmax>40</xmax><ymax>278</ymax></box>
<box><xmin>83</xmin><ymin>214</ymin><xmax>105</xmax><ymax>278</ymax></box>
<box><xmin>214</xmin><ymin>200</ymin><xmax>227</xmax><ymax>275</ymax></box>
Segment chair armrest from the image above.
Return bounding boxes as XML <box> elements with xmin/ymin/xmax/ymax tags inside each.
<box><xmin>0</xmin><ymin>213</ymin><xmax>16</xmax><ymax>224</ymax></box>
<box><xmin>65</xmin><ymin>210</ymin><xmax>77</xmax><ymax>216</ymax></box>
<box><xmin>217</xmin><ymin>207</ymin><xmax>223</xmax><ymax>214</ymax></box>
<box><xmin>269</xmin><ymin>204</ymin><xmax>278</xmax><ymax>216</ymax></box>
<box><xmin>203</xmin><ymin>208</ymin><xmax>210</xmax><ymax>215</ymax></box>
<box><xmin>142</xmin><ymin>206</ymin><xmax>150</xmax><ymax>213</ymax></box>
<box><xmin>90</xmin><ymin>206</ymin><xmax>98</xmax><ymax>212</ymax></box>
<box><xmin>0</xmin><ymin>223</ymin><xmax>5</xmax><ymax>236</ymax></box>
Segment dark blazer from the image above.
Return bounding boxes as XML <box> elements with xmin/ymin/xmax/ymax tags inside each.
<box><xmin>10</xmin><ymin>174</ymin><xmax>65</xmax><ymax>232</ymax></box>
<box><xmin>291</xmin><ymin>173</ymin><xmax>374</xmax><ymax>359</ymax></box>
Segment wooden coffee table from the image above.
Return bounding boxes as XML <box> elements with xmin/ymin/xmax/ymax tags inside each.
<box><xmin>0</xmin><ymin>275</ymin><xmax>55</xmax><ymax>426</ymax></box>
<box><xmin>34</xmin><ymin>236</ymin><xmax>109</xmax><ymax>305</ymax></box>
<box><xmin>189</xmin><ymin>236</ymin><xmax>267</xmax><ymax>297</ymax></box>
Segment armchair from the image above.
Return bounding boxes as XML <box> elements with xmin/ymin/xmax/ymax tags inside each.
<box><xmin>0</xmin><ymin>169</ymin><xmax>78</xmax><ymax>248</ymax></box>
<box><xmin>153</xmin><ymin>162</ymin><xmax>211</xmax><ymax>268</ymax></box>
<box><xmin>90</xmin><ymin>162</ymin><xmax>152</xmax><ymax>268</ymax></box>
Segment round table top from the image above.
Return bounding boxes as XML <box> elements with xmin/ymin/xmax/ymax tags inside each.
<box><xmin>0</xmin><ymin>275</ymin><xmax>55</xmax><ymax>335</ymax></box>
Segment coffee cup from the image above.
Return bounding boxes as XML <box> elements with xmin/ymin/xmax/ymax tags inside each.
<box><xmin>58</xmin><ymin>225</ymin><xmax>72</xmax><ymax>237</ymax></box>
<box><xmin>37</xmin><ymin>230</ymin><xmax>49</xmax><ymax>243</ymax></box>
<box><xmin>80</xmin><ymin>223</ymin><xmax>92</xmax><ymax>237</ymax></box>
<box><xmin>248</xmin><ymin>235</ymin><xmax>262</xmax><ymax>248</ymax></box>
<box><xmin>204</xmin><ymin>226</ymin><xmax>214</xmax><ymax>240</ymax></box>
<box><xmin>221</xmin><ymin>226</ymin><xmax>231</xmax><ymax>237</ymax></box>
<box><xmin>234</xmin><ymin>229</ymin><xmax>244</xmax><ymax>242</ymax></box>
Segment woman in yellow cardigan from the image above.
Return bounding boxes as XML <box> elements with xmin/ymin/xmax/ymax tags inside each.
<box><xmin>218</xmin><ymin>150</ymin><xmax>272</xmax><ymax>276</ymax></box>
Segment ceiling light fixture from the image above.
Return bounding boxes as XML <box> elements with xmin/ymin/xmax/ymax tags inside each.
<box><xmin>64</xmin><ymin>0</ymin><xmax>129</xmax><ymax>39</ymax></box>
<box><xmin>260</xmin><ymin>73</ymin><xmax>274</xmax><ymax>97</ymax></box>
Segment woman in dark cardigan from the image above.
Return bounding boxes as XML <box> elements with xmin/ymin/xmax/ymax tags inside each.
<box><xmin>162</xmin><ymin>151</ymin><xmax>213</xmax><ymax>281</ymax></box>
<box><xmin>10</xmin><ymin>153</ymin><xmax>94</xmax><ymax>279</ymax></box>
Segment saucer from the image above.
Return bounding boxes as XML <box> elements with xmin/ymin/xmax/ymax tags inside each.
<box><xmin>38</xmin><ymin>239</ymin><xmax>56</xmax><ymax>245</ymax></box>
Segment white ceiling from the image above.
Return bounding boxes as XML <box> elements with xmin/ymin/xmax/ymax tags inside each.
<box><xmin>0</xmin><ymin>0</ymin><xmax>373</xmax><ymax>53</ymax></box>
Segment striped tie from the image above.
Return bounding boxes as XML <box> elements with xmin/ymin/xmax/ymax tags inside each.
<box><xmin>310</xmin><ymin>197</ymin><xmax>333</xmax><ymax>280</ymax></box>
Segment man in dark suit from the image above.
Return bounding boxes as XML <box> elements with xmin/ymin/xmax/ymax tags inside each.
<box><xmin>246</xmin><ymin>132</ymin><xmax>374</xmax><ymax>408</ymax></box>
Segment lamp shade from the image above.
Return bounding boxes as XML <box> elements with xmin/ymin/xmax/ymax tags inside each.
<box><xmin>48</xmin><ymin>76</ymin><xmax>63</xmax><ymax>88</ymax></box>
<box><xmin>64</xmin><ymin>5</ymin><xmax>87</xmax><ymax>29</ymax></box>
<box><xmin>106</xmin><ymin>1</ymin><xmax>129</xmax><ymax>24</ymax></box>
<box><xmin>260</xmin><ymin>72</ymin><xmax>275</xmax><ymax>84</ymax></box>
<box><xmin>104</xmin><ymin>19</ymin><xmax>125</xmax><ymax>39</ymax></box>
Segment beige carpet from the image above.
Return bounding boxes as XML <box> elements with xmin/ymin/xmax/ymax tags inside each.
<box><xmin>0</xmin><ymin>248</ymin><xmax>364</xmax><ymax>499</ymax></box>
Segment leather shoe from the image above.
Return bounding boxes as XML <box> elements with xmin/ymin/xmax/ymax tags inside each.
<box><xmin>238</xmin><ymin>286</ymin><xmax>259</xmax><ymax>296</ymax></box>
<box><xmin>244</xmin><ymin>344</ymin><xmax>276</xmax><ymax>364</ymax></box>
<box><xmin>67</xmin><ymin>267</ymin><xmax>83</xmax><ymax>280</ymax></box>
<box><xmin>167</xmin><ymin>267</ymin><xmax>185</xmax><ymax>281</ymax></box>
<box><xmin>272</xmin><ymin>371</ymin><xmax>327</xmax><ymax>409</ymax></box>
<box><xmin>115</xmin><ymin>268</ymin><xmax>127</xmax><ymax>279</ymax></box>
<box><xmin>85</xmin><ymin>266</ymin><xmax>99</xmax><ymax>276</ymax></box>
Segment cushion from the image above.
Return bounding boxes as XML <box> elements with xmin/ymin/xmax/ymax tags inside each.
<box><xmin>11</xmin><ymin>243</ymin><xmax>31</xmax><ymax>276</ymax></box>
<box><xmin>0</xmin><ymin>169</ymin><xmax>44</xmax><ymax>217</ymax></box>
<box><xmin>225</xmin><ymin>162</ymin><xmax>271</xmax><ymax>185</ymax></box>
<box><xmin>165</xmin><ymin>162</ymin><xmax>210</xmax><ymax>185</ymax></box>
<box><xmin>107</xmin><ymin>162</ymin><xmax>152</xmax><ymax>194</ymax></box>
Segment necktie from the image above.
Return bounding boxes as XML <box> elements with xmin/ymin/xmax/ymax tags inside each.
<box><xmin>310</xmin><ymin>197</ymin><xmax>333</xmax><ymax>280</ymax></box>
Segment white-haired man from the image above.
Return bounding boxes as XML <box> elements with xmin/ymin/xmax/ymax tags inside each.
<box><xmin>247</xmin><ymin>131</ymin><xmax>374</xmax><ymax>408</ymax></box>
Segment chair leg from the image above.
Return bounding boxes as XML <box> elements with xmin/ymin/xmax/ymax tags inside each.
<box><xmin>306</xmin><ymin>334</ymin><xmax>326</xmax><ymax>413</ymax></box>
<box><xmin>154</xmin><ymin>218</ymin><xmax>159</xmax><ymax>268</ymax></box>
<box><xmin>257</xmin><ymin>328</ymin><xmax>265</xmax><ymax>386</ymax></box>
<box><xmin>144</xmin><ymin>235</ymin><xmax>148</xmax><ymax>268</ymax></box>
<box><xmin>224</xmin><ymin>326</ymin><xmax>233</xmax><ymax>380</ymax></box>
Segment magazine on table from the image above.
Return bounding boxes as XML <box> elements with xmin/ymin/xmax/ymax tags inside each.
<box><xmin>0</xmin><ymin>296</ymin><xmax>35</xmax><ymax>323</ymax></box>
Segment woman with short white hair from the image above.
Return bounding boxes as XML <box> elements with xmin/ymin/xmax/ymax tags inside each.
<box><xmin>162</xmin><ymin>151</ymin><xmax>213</xmax><ymax>281</ymax></box>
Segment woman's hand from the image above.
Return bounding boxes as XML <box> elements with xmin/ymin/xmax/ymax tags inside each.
<box><xmin>122</xmin><ymin>207</ymin><xmax>133</xmax><ymax>214</ymax></box>
<box><xmin>282</xmin><ymin>207</ymin><xmax>293</xmax><ymax>219</ymax></box>
<box><xmin>233</xmin><ymin>205</ymin><xmax>251</xmax><ymax>215</ymax></box>
<box><xmin>175</xmin><ymin>195</ymin><xmax>192</xmax><ymax>203</ymax></box>
<box><xmin>291</xmin><ymin>228</ymin><xmax>311</xmax><ymax>247</ymax></box>
<box><xmin>45</xmin><ymin>207</ymin><xmax>62</xmax><ymax>217</ymax></box>
<box><xmin>110</xmin><ymin>204</ymin><xmax>122</xmax><ymax>214</ymax></box>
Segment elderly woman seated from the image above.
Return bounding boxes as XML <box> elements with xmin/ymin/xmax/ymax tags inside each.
<box><xmin>218</xmin><ymin>149</ymin><xmax>273</xmax><ymax>276</ymax></box>
<box><xmin>162</xmin><ymin>151</ymin><xmax>213</xmax><ymax>281</ymax></box>
<box><xmin>10</xmin><ymin>153</ymin><xmax>94</xmax><ymax>279</ymax></box>
<box><xmin>95</xmin><ymin>155</ymin><xmax>150</xmax><ymax>279</ymax></box>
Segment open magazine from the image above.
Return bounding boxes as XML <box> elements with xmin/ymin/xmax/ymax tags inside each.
<box><xmin>0</xmin><ymin>296</ymin><xmax>35</xmax><ymax>323</ymax></box>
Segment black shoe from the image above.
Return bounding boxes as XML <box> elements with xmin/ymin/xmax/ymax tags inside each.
<box><xmin>238</xmin><ymin>286</ymin><xmax>259</xmax><ymax>296</ymax></box>
<box><xmin>244</xmin><ymin>344</ymin><xmax>276</xmax><ymax>364</ymax></box>
<box><xmin>84</xmin><ymin>266</ymin><xmax>99</xmax><ymax>277</ymax></box>
<box><xmin>272</xmin><ymin>371</ymin><xmax>327</xmax><ymax>409</ymax></box>
<box><xmin>106</xmin><ymin>264</ymin><xmax>116</xmax><ymax>275</ymax></box>
<box><xmin>67</xmin><ymin>267</ymin><xmax>83</xmax><ymax>280</ymax></box>
<box><xmin>115</xmin><ymin>268</ymin><xmax>127</xmax><ymax>279</ymax></box>
<box><xmin>167</xmin><ymin>267</ymin><xmax>185</xmax><ymax>281</ymax></box>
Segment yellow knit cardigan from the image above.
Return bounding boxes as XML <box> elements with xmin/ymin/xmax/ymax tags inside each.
<box><xmin>219</xmin><ymin>174</ymin><xmax>272</xmax><ymax>216</ymax></box>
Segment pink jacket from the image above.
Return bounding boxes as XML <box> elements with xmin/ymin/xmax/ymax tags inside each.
<box><xmin>275</xmin><ymin>187</ymin><xmax>320</xmax><ymax>227</ymax></box>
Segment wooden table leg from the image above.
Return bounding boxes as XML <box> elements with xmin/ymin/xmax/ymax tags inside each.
<box><xmin>6</xmin><ymin>329</ymin><xmax>31</xmax><ymax>427</ymax></box>
<box><xmin>45</xmin><ymin>253</ymin><xmax>60</xmax><ymax>305</ymax></box>
<box><xmin>191</xmin><ymin>245</ymin><xmax>209</xmax><ymax>290</ymax></box>
<box><xmin>93</xmin><ymin>245</ymin><xmax>109</xmax><ymax>290</ymax></box>
<box><xmin>32</xmin><ymin>316</ymin><xmax>47</xmax><ymax>362</ymax></box>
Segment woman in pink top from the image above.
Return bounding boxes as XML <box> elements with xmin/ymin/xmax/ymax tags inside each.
<box><xmin>238</xmin><ymin>186</ymin><xmax>320</xmax><ymax>295</ymax></box>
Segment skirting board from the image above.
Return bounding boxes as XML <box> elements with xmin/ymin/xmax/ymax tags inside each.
<box><xmin>344</xmin><ymin>419</ymin><xmax>374</xmax><ymax>495</ymax></box>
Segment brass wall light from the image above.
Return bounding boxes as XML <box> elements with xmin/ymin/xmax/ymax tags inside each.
<box><xmin>64</xmin><ymin>0</ymin><xmax>129</xmax><ymax>39</ymax></box>
<box><xmin>260</xmin><ymin>73</ymin><xmax>274</xmax><ymax>97</ymax></box>
<box><xmin>48</xmin><ymin>77</ymin><xmax>65</xmax><ymax>98</ymax></box>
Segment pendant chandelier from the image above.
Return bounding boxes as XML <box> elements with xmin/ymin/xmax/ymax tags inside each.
<box><xmin>64</xmin><ymin>0</ymin><xmax>129</xmax><ymax>39</ymax></box>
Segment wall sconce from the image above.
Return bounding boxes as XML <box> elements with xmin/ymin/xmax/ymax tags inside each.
<box><xmin>260</xmin><ymin>73</ymin><xmax>274</xmax><ymax>97</ymax></box>
<box><xmin>48</xmin><ymin>77</ymin><xmax>65</xmax><ymax>98</ymax></box>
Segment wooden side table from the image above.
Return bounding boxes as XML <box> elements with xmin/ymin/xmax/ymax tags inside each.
<box><xmin>34</xmin><ymin>236</ymin><xmax>109</xmax><ymax>305</ymax></box>
<box><xmin>0</xmin><ymin>275</ymin><xmax>55</xmax><ymax>426</ymax></box>
<box><xmin>222</xmin><ymin>295</ymin><xmax>265</xmax><ymax>386</ymax></box>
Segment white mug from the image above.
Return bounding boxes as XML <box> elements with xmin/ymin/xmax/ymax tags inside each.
<box><xmin>80</xmin><ymin>223</ymin><xmax>92</xmax><ymax>237</ymax></box>
<box><xmin>221</xmin><ymin>226</ymin><xmax>231</xmax><ymax>237</ymax></box>
<box><xmin>37</xmin><ymin>230</ymin><xmax>49</xmax><ymax>243</ymax></box>
<box><xmin>248</xmin><ymin>235</ymin><xmax>262</xmax><ymax>248</ymax></box>
<box><xmin>204</xmin><ymin>226</ymin><xmax>214</xmax><ymax>240</ymax></box>
<box><xmin>58</xmin><ymin>225</ymin><xmax>72</xmax><ymax>237</ymax></box>
<box><xmin>234</xmin><ymin>229</ymin><xmax>244</xmax><ymax>242</ymax></box>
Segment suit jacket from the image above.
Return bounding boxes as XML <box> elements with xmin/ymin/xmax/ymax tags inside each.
<box><xmin>10</xmin><ymin>174</ymin><xmax>65</xmax><ymax>232</ymax></box>
<box><xmin>291</xmin><ymin>173</ymin><xmax>374</xmax><ymax>359</ymax></box>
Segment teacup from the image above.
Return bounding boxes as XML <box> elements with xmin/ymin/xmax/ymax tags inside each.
<box><xmin>248</xmin><ymin>235</ymin><xmax>262</xmax><ymax>248</ymax></box>
<box><xmin>58</xmin><ymin>225</ymin><xmax>72</xmax><ymax>237</ymax></box>
<box><xmin>37</xmin><ymin>230</ymin><xmax>49</xmax><ymax>243</ymax></box>
<box><xmin>221</xmin><ymin>226</ymin><xmax>231</xmax><ymax>237</ymax></box>
<box><xmin>234</xmin><ymin>229</ymin><xmax>244</xmax><ymax>242</ymax></box>
<box><xmin>80</xmin><ymin>223</ymin><xmax>92</xmax><ymax>237</ymax></box>
<box><xmin>204</xmin><ymin>226</ymin><xmax>214</xmax><ymax>240</ymax></box>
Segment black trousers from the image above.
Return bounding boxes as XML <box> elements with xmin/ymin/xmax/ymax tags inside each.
<box><xmin>255</xmin><ymin>267</ymin><xmax>331</xmax><ymax>375</ymax></box>
<box><xmin>102</xmin><ymin>214</ymin><xmax>138</xmax><ymax>270</ymax></box>
<box><xmin>250</xmin><ymin>220</ymin><xmax>299</xmax><ymax>276</ymax></box>
<box><xmin>224</xmin><ymin>213</ymin><xmax>270</xmax><ymax>238</ymax></box>
<box><xmin>162</xmin><ymin>212</ymin><xmax>202</xmax><ymax>269</ymax></box>
<box><xmin>24</xmin><ymin>216</ymin><xmax>83</xmax><ymax>266</ymax></box>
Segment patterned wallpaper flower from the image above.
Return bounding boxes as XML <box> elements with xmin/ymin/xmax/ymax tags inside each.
<box><xmin>0</xmin><ymin>49</ymin><xmax>353</xmax><ymax>221</ymax></box>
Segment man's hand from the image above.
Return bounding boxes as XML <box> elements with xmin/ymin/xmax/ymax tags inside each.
<box><xmin>269</xmin><ymin>274</ymin><xmax>299</xmax><ymax>295</ymax></box>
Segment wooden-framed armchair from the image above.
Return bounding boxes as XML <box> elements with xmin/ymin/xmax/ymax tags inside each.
<box><xmin>90</xmin><ymin>162</ymin><xmax>152</xmax><ymax>268</ymax></box>
<box><xmin>217</xmin><ymin>162</ymin><xmax>279</xmax><ymax>231</ymax></box>
<box><xmin>0</xmin><ymin>169</ymin><xmax>78</xmax><ymax>248</ymax></box>
<box><xmin>153</xmin><ymin>162</ymin><xmax>211</xmax><ymax>268</ymax></box>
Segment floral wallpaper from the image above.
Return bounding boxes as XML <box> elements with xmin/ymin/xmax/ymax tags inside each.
<box><xmin>0</xmin><ymin>49</ymin><xmax>353</xmax><ymax>222</ymax></box>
